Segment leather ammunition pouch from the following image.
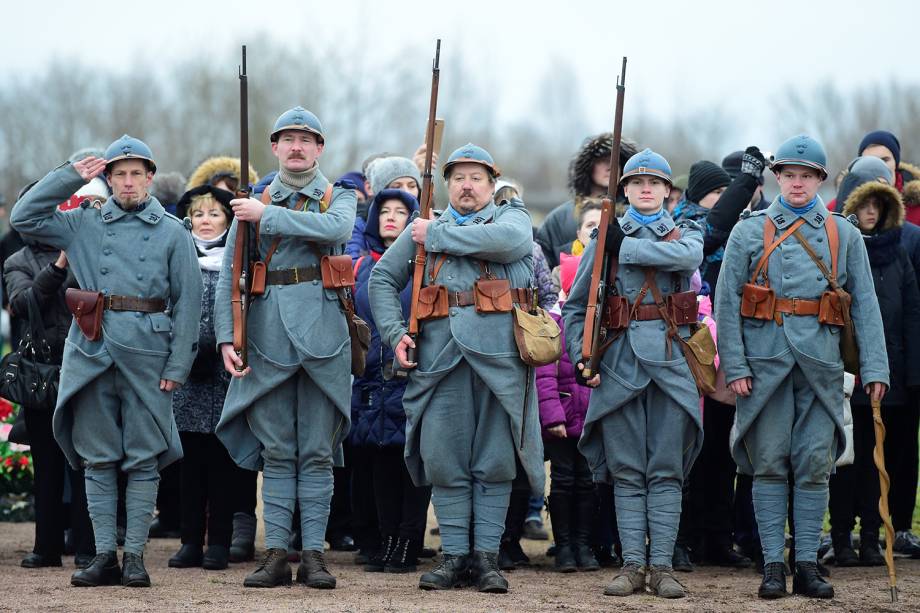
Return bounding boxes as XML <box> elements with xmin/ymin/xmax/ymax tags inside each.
<box><xmin>65</xmin><ymin>289</ymin><xmax>104</xmax><ymax>342</ymax></box>
<box><xmin>602</xmin><ymin>295</ymin><xmax>630</xmax><ymax>330</ymax></box>
<box><xmin>320</xmin><ymin>254</ymin><xmax>355</xmax><ymax>289</ymax></box>
<box><xmin>740</xmin><ymin>283</ymin><xmax>777</xmax><ymax>320</ymax></box>
<box><xmin>818</xmin><ymin>290</ymin><xmax>847</xmax><ymax>327</ymax></box>
<box><xmin>417</xmin><ymin>284</ymin><xmax>449</xmax><ymax>321</ymax></box>
<box><xmin>250</xmin><ymin>261</ymin><xmax>267</xmax><ymax>295</ymax></box>
<box><xmin>473</xmin><ymin>278</ymin><xmax>513</xmax><ymax>313</ymax></box>
<box><xmin>667</xmin><ymin>290</ymin><xmax>699</xmax><ymax>325</ymax></box>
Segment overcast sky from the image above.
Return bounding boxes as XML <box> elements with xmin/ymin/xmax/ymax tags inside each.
<box><xmin>3</xmin><ymin>0</ymin><xmax>916</xmax><ymax>149</ymax></box>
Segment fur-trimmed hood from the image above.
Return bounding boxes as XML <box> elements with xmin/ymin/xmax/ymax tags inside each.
<box><xmin>187</xmin><ymin>156</ymin><xmax>259</xmax><ymax>191</ymax></box>
<box><xmin>899</xmin><ymin>161</ymin><xmax>920</xmax><ymax>206</ymax></box>
<box><xmin>841</xmin><ymin>180</ymin><xmax>904</xmax><ymax>231</ymax></box>
<box><xmin>568</xmin><ymin>133</ymin><xmax>638</xmax><ymax>197</ymax></box>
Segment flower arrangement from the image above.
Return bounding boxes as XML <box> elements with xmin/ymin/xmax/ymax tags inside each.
<box><xmin>0</xmin><ymin>397</ymin><xmax>34</xmax><ymax>520</ymax></box>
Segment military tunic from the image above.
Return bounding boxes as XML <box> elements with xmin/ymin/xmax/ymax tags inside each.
<box><xmin>10</xmin><ymin>163</ymin><xmax>202</xmax><ymax>471</ymax></box>
<box><xmin>369</xmin><ymin>198</ymin><xmax>544</xmax><ymax>554</ymax></box>
<box><xmin>213</xmin><ymin>170</ymin><xmax>356</xmax><ymax>551</ymax></box>
<box><xmin>715</xmin><ymin>196</ymin><xmax>888</xmax><ymax>563</ymax></box>
<box><xmin>562</xmin><ymin>212</ymin><xmax>704</xmax><ymax>567</ymax></box>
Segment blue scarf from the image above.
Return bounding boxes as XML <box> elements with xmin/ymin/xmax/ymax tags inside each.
<box><xmin>779</xmin><ymin>195</ymin><xmax>818</xmax><ymax>216</ymax></box>
<box><xmin>447</xmin><ymin>204</ymin><xmax>476</xmax><ymax>225</ymax></box>
<box><xmin>627</xmin><ymin>206</ymin><xmax>665</xmax><ymax>225</ymax></box>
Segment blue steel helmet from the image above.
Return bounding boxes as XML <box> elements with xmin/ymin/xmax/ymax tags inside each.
<box><xmin>619</xmin><ymin>148</ymin><xmax>672</xmax><ymax>185</ymax></box>
<box><xmin>104</xmin><ymin>134</ymin><xmax>156</xmax><ymax>174</ymax></box>
<box><xmin>270</xmin><ymin>106</ymin><xmax>324</xmax><ymax>144</ymax></box>
<box><xmin>442</xmin><ymin>143</ymin><xmax>501</xmax><ymax>180</ymax></box>
<box><xmin>771</xmin><ymin>134</ymin><xmax>828</xmax><ymax>179</ymax></box>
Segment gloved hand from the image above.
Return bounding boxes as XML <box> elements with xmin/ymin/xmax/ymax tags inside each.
<box><xmin>604</xmin><ymin>221</ymin><xmax>626</xmax><ymax>256</ymax></box>
<box><xmin>741</xmin><ymin>146</ymin><xmax>766</xmax><ymax>179</ymax></box>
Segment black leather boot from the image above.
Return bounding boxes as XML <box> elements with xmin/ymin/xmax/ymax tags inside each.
<box><xmin>168</xmin><ymin>543</ymin><xmax>203</xmax><ymax>568</ymax></box>
<box><xmin>121</xmin><ymin>552</ymin><xmax>151</xmax><ymax>587</ymax></box>
<box><xmin>548</xmin><ymin>493</ymin><xmax>576</xmax><ymax>573</ymax></box>
<box><xmin>573</xmin><ymin>494</ymin><xmax>600</xmax><ymax>571</ymax></box>
<box><xmin>365</xmin><ymin>535</ymin><xmax>395</xmax><ymax>573</ymax></box>
<box><xmin>831</xmin><ymin>532</ymin><xmax>858</xmax><ymax>567</ymax></box>
<box><xmin>758</xmin><ymin>561</ymin><xmax>787</xmax><ymax>599</ymax></box>
<box><xmin>243</xmin><ymin>548</ymin><xmax>292</xmax><ymax>588</ymax></box>
<box><xmin>858</xmin><ymin>532</ymin><xmax>884</xmax><ymax>567</ymax></box>
<box><xmin>385</xmin><ymin>537</ymin><xmax>419</xmax><ymax>573</ymax></box>
<box><xmin>672</xmin><ymin>543</ymin><xmax>694</xmax><ymax>572</ymax></box>
<box><xmin>229</xmin><ymin>512</ymin><xmax>256</xmax><ymax>563</ymax></box>
<box><xmin>71</xmin><ymin>551</ymin><xmax>121</xmax><ymax>587</ymax></box>
<box><xmin>21</xmin><ymin>552</ymin><xmax>62</xmax><ymax>568</ymax></box>
<box><xmin>418</xmin><ymin>553</ymin><xmax>469</xmax><ymax>590</ymax></box>
<box><xmin>792</xmin><ymin>561</ymin><xmax>834</xmax><ymax>598</ymax></box>
<box><xmin>470</xmin><ymin>550</ymin><xmax>509</xmax><ymax>594</ymax></box>
<box><xmin>704</xmin><ymin>543</ymin><xmax>752</xmax><ymax>568</ymax></box>
<box><xmin>203</xmin><ymin>545</ymin><xmax>230</xmax><ymax>570</ymax></box>
<box><xmin>296</xmin><ymin>550</ymin><xmax>336</xmax><ymax>589</ymax></box>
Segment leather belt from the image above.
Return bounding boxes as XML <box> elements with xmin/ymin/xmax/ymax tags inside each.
<box><xmin>446</xmin><ymin>288</ymin><xmax>534</xmax><ymax>307</ymax></box>
<box><xmin>265</xmin><ymin>266</ymin><xmax>322</xmax><ymax>286</ymax></box>
<box><xmin>774</xmin><ymin>297</ymin><xmax>821</xmax><ymax>316</ymax></box>
<box><xmin>104</xmin><ymin>295</ymin><xmax>167</xmax><ymax>313</ymax></box>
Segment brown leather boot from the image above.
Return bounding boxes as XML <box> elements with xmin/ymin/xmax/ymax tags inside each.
<box><xmin>296</xmin><ymin>550</ymin><xmax>336</xmax><ymax>589</ymax></box>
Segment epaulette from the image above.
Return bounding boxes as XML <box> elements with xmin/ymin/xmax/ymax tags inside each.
<box><xmin>739</xmin><ymin>209</ymin><xmax>767</xmax><ymax>220</ymax></box>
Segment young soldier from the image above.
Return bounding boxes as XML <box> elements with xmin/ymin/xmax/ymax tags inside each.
<box><xmin>214</xmin><ymin>106</ymin><xmax>357</xmax><ymax>589</ymax></box>
<box><xmin>716</xmin><ymin>135</ymin><xmax>889</xmax><ymax>599</ymax></box>
<box><xmin>10</xmin><ymin>136</ymin><xmax>203</xmax><ymax>587</ymax></box>
<box><xmin>368</xmin><ymin>144</ymin><xmax>544</xmax><ymax>594</ymax></box>
<box><xmin>563</xmin><ymin>149</ymin><xmax>704</xmax><ymax>599</ymax></box>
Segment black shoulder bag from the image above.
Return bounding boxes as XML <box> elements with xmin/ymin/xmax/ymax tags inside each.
<box><xmin>0</xmin><ymin>289</ymin><xmax>60</xmax><ymax>410</ymax></box>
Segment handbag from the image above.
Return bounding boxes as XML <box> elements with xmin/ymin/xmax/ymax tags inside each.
<box><xmin>0</xmin><ymin>290</ymin><xmax>60</xmax><ymax>411</ymax></box>
<box><xmin>511</xmin><ymin>292</ymin><xmax>562</xmax><ymax>367</ymax></box>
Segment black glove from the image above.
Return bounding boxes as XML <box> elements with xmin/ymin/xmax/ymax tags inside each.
<box><xmin>740</xmin><ymin>146</ymin><xmax>766</xmax><ymax>179</ymax></box>
<box><xmin>574</xmin><ymin>365</ymin><xmax>592</xmax><ymax>387</ymax></box>
<box><xmin>604</xmin><ymin>221</ymin><xmax>626</xmax><ymax>256</ymax></box>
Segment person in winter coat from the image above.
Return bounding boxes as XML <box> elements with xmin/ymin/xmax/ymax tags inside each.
<box><xmin>538</xmin><ymin>252</ymin><xmax>599</xmax><ymax>573</ymax></box>
<box><xmin>537</xmin><ymin>133</ymin><xmax>639</xmax><ymax>269</ymax></box>
<box><xmin>4</xmin><ymin>232</ymin><xmax>94</xmax><ymax>569</ymax></box>
<box><xmin>347</xmin><ymin>156</ymin><xmax>422</xmax><ymax>259</ymax></box>
<box><xmin>828</xmin><ymin>157</ymin><xmax>920</xmax><ymax>565</ymax></box>
<box><xmin>858</xmin><ymin>130</ymin><xmax>920</xmax><ymax>226</ymax></box>
<box><xmin>349</xmin><ymin>188</ymin><xmax>431</xmax><ymax>574</ymax></box>
<box><xmin>166</xmin><ymin>185</ymin><xmax>253</xmax><ymax>571</ymax></box>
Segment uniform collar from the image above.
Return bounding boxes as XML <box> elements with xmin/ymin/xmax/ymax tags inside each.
<box><xmin>100</xmin><ymin>197</ymin><xmax>165</xmax><ymax>224</ymax></box>
<box><xmin>766</xmin><ymin>195</ymin><xmax>829</xmax><ymax>229</ymax></box>
<box><xmin>618</xmin><ymin>210</ymin><xmax>675</xmax><ymax>237</ymax></box>
<box><xmin>266</xmin><ymin>168</ymin><xmax>328</xmax><ymax>204</ymax></box>
<box><xmin>442</xmin><ymin>201</ymin><xmax>495</xmax><ymax>226</ymax></box>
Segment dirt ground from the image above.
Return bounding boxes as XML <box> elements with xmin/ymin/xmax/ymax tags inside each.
<box><xmin>1</xmin><ymin>521</ymin><xmax>917</xmax><ymax>613</ymax></box>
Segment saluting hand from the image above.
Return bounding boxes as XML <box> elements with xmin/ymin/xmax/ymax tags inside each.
<box><xmin>411</xmin><ymin>218</ymin><xmax>431</xmax><ymax>245</ymax></box>
<box><xmin>72</xmin><ymin>156</ymin><xmax>107</xmax><ymax>181</ymax></box>
<box><xmin>231</xmin><ymin>197</ymin><xmax>266</xmax><ymax>223</ymax></box>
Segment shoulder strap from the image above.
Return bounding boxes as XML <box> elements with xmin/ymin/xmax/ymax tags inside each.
<box><xmin>750</xmin><ymin>217</ymin><xmax>807</xmax><ymax>285</ymax></box>
<box><xmin>428</xmin><ymin>254</ymin><xmax>448</xmax><ymax>284</ymax></box>
<box><xmin>825</xmin><ymin>215</ymin><xmax>839</xmax><ymax>280</ymax></box>
<box><xmin>792</xmin><ymin>225</ymin><xmax>842</xmax><ymax>290</ymax></box>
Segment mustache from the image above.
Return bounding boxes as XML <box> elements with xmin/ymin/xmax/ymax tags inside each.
<box><xmin>460</xmin><ymin>190</ymin><xmax>474</xmax><ymax>198</ymax></box>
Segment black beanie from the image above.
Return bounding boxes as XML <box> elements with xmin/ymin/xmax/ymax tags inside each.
<box><xmin>687</xmin><ymin>160</ymin><xmax>731</xmax><ymax>203</ymax></box>
<box><xmin>858</xmin><ymin>130</ymin><xmax>901</xmax><ymax>169</ymax></box>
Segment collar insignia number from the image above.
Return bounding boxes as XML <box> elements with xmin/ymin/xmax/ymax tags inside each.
<box><xmin>814</xmin><ymin>213</ymin><xmax>823</xmax><ymax>223</ymax></box>
<box><xmin>313</xmin><ymin>188</ymin><xmax>323</xmax><ymax>199</ymax></box>
<box><xmin>774</xmin><ymin>214</ymin><xmax>786</xmax><ymax>225</ymax></box>
<box><xmin>103</xmin><ymin>211</ymin><xmax>112</xmax><ymax>220</ymax></box>
<box><xmin>656</xmin><ymin>223</ymin><xmax>667</xmax><ymax>234</ymax></box>
<box><xmin>622</xmin><ymin>221</ymin><xmax>634</xmax><ymax>233</ymax></box>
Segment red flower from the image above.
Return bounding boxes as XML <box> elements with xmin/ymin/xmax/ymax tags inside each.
<box><xmin>0</xmin><ymin>399</ymin><xmax>13</xmax><ymax>421</ymax></box>
<box><xmin>3</xmin><ymin>457</ymin><xmax>12</xmax><ymax>467</ymax></box>
<box><xmin>18</xmin><ymin>456</ymin><xmax>29</xmax><ymax>468</ymax></box>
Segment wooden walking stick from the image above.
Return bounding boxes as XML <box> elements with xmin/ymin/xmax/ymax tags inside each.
<box><xmin>871</xmin><ymin>397</ymin><xmax>898</xmax><ymax>603</ymax></box>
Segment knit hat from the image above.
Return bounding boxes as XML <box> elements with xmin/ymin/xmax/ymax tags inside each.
<box><xmin>368</xmin><ymin>156</ymin><xmax>422</xmax><ymax>196</ymax></box>
<box><xmin>686</xmin><ymin>161</ymin><xmax>731</xmax><ymax>203</ymax></box>
<box><xmin>858</xmin><ymin>130</ymin><xmax>901</xmax><ymax>169</ymax></box>
<box><xmin>559</xmin><ymin>252</ymin><xmax>581</xmax><ymax>295</ymax></box>
<box><xmin>337</xmin><ymin>171</ymin><xmax>367</xmax><ymax>198</ymax></box>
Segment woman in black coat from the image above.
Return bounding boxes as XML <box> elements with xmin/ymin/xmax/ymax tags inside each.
<box><xmin>4</xmin><ymin>238</ymin><xmax>94</xmax><ymax>568</ymax></box>
<box><xmin>829</xmin><ymin>159</ymin><xmax>920</xmax><ymax>565</ymax></box>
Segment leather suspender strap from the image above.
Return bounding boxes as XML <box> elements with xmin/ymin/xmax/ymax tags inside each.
<box><xmin>750</xmin><ymin>217</ymin><xmax>808</xmax><ymax>285</ymax></box>
<box><xmin>428</xmin><ymin>254</ymin><xmax>449</xmax><ymax>284</ymax></box>
<box><xmin>824</xmin><ymin>214</ymin><xmax>839</xmax><ymax>280</ymax></box>
<box><xmin>792</xmin><ymin>222</ymin><xmax>842</xmax><ymax>290</ymax></box>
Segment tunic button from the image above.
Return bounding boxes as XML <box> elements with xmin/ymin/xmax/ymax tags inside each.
<box><xmin>136</xmin><ymin>274</ymin><xmax>143</xmax><ymax>280</ymax></box>
<box><xmin>783</xmin><ymin>274</ymin><xmax>791</xmax><ymax>279</ymax></box>
<box><xmin>135</xmin><ymin>312</ymin><xmax>142</xmax><ymax>318</ymax></box>
<box><xmin>103</xmin><ymin>249</ymin><xmax>112</xmax><ymax>256</ymax></box>
<box><xmin>107</xmin><ymin>232</ymin><xmax>115</xmax><ymax>237</ymax></box>
<box><xmin>659</xmin><ymin>324</ymin><xmax>665</xmax><ymax>331</ymax></box>
<box><xmin>817</xmin><ymin>237</ymin><xmax>824</xmax><ymax>242</ymax></box>
<box><xmin>143</xmin><ymin>236</ymin><xmax>150</xmax><ymax>241</ymax></box>
<box><xmin>312</xmin><ymin>280</ymin><xmax>319</xmax><ymax>286</ymax></box>
<box><xmin>450</xmin><ymin>309</ymin><xmax>457</xmax><ymax>317</ymax></box>
<box><xmin>817</xmin><ymin>275</ymin><xmax>823</xmax><ymax>280</ymax></box>
<box><xmin>630</xmin><ymin>322</ymin><xmax>637</xmax><ymax>329</ymax></box>
<box><xmin>101</xmin><ymin>267</ymin><xmax>109</xmax><ymax>274</ymax></box>
<box><xmin>139</xmin><ymin>255</ymin><xmax>146</xmax><ymax>261</ymax></box>
<box><xmin>447</xmin><ymin>275</ymin><xmax>453</xmax><ymax>280</ymax></box>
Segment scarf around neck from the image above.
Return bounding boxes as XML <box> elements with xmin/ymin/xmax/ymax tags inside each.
<box><xmin>626</xmin><ymin>206</ymin><xmax>664</xmax><ymax>225</ymax></box>
<box><xmin>192</xmin><ymin>230</ymin><xmax>227</xmax><ymax>271</ymax></box>
<box><xmin>779</xmin><ymin>195</ymin><xmax>818</xmax><ymax>216</ymax></box>
<box><xmin>279</xmin><ymin>163</ymin><xmax>318</xmax><ymax>190</ymax></box>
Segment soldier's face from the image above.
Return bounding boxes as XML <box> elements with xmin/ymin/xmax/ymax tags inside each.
<box><xmin>447</xmin><ymin>163</ymin><xmax>494</xmax><ymax>213</ymax></box>
<box><xmin>272</xmin><ymin>131</ymin><xmax>324</xmax><ymax>172</ymax></box>
<box><xmin>623</xmin><ymin>176</ymin><xmax>670</xmax><ymax>213</ymax></box>
<box><xmin>775</xmin><ymin>166</ymin><xmax>823</xmax><ymax>206</ymax></box>
<box><xmin>106</xmin><ymin>159</ymin><xmax>153</xmax><ymax>209</ymax></box>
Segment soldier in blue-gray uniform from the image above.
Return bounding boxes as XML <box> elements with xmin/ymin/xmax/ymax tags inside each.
<box><xmin>715</xmin><ymin>135</ymin><xmax>889</xmax><ymax>600</ymax></box>
<box><xmin>214</xmin><ymin>107</ymin><xmax>357</xmax><ymax>589</ymax></box>
<box><xmin>563</xmin><ymin>149</ymin><xmax>704</xmax><ymax>599</ymax></box>
<box><xmin>369</xmin><ymin>144</ymin><xmax>544</xmax><ymax>594</ymax></box>
<box><xmin>10</xmin><ymin>136</ymin><xmax>203</xmax><ymax>588</ymax></box>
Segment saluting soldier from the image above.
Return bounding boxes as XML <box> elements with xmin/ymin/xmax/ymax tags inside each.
<box><xmin>715</xmin><ymin>135</ymin><xmax>889</xmax><ymax>600</ymax></box>
<box><xmin>214</xmin><ymin>106</ymin><xmax>357</xmax><ymax>589</ymax></box>
<box><xmin>10</xmin><ymin>136</ymin><xmax>203</xmax><ymax>588</ymax></box>
<box><xmin>563</xmin><ymin>149</ymin><xmax>704</xmax><ymax>599</ymax></box>
<box><xmin>369</xmin><ymin>144</ymin><xmax>544</xmax><ymax>594</ymax></box>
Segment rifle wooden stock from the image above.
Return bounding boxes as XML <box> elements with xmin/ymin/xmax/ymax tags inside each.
<box><xmin>581</xmin><ymin>57</ymin><xmax>627</xmax><ymax>378</ymax></box>
<box><xmin>232</xmin><ymin>45</ymin><xmax>251</xmax><ymax>370</ymax></box>
<box><xmin>404</xmin><ymin>40</ymin><xmax>441</xmax><ymax>368</ymax></box>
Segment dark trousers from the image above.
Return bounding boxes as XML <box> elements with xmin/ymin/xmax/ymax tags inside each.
<box><xmin>733</xmin><ymin>474</ymin><xmax>758</xmax><ymax>556</ymax></box>
<box><xmin>349</xmin><ymin>444</ymin><xmax>379</xmax><ymax>551</ymax></box>
<box><xmin>178</xmin><ymin>432</ymin><xmax>238</xmax><ymax>546</ymax></box>
<box><xmin>885</xmin><ymin>399</ymin><xmax>919</xmax><ymax>531</ymax></box>
<box><xmin>546</xmin><ymin>437</ymin><xmax>593</xmax><ymax>495</ymax></box>
<box><xmin>679</xmin><ymin>398</ymin><xmax>737</xmax><ymax>554</ymax></box>
<box><xmin>829</xmin><ymin>403</ymin><xmax>904</xmax><ymax>537</ymax></box>
<box><xmin>502</xmin><ymin>460</ymin><xmax>532</xmax><ymax>543</ymax></box>
<box><xmin>546</xmin><ymin>437</ymin><xmax>597</xmax><ymax>547</ymax></box>
<box><xmin>23</xmin><ymin>406</ymin><xmax>94</xmax><ymax>557</ymax></box>
<box><xmin>236</xmin><ymin>461</ymin><xmax>258</xmax><ymax>516</ymax></box>
<box><xmin>157</xmin><ymin>461</ymin><xmax>181</xmax><ymax>529</ymax></box>
<box><xmin>371</xmin><ymin>446</ymin><xmax>431</xmax><ymax>540</ymax></box>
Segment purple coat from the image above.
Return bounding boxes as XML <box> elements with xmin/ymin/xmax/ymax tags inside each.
<box><xmin>536</xmin><ymin>308</ymin><xmax>590</xmax><ymax>438</ymax></box>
